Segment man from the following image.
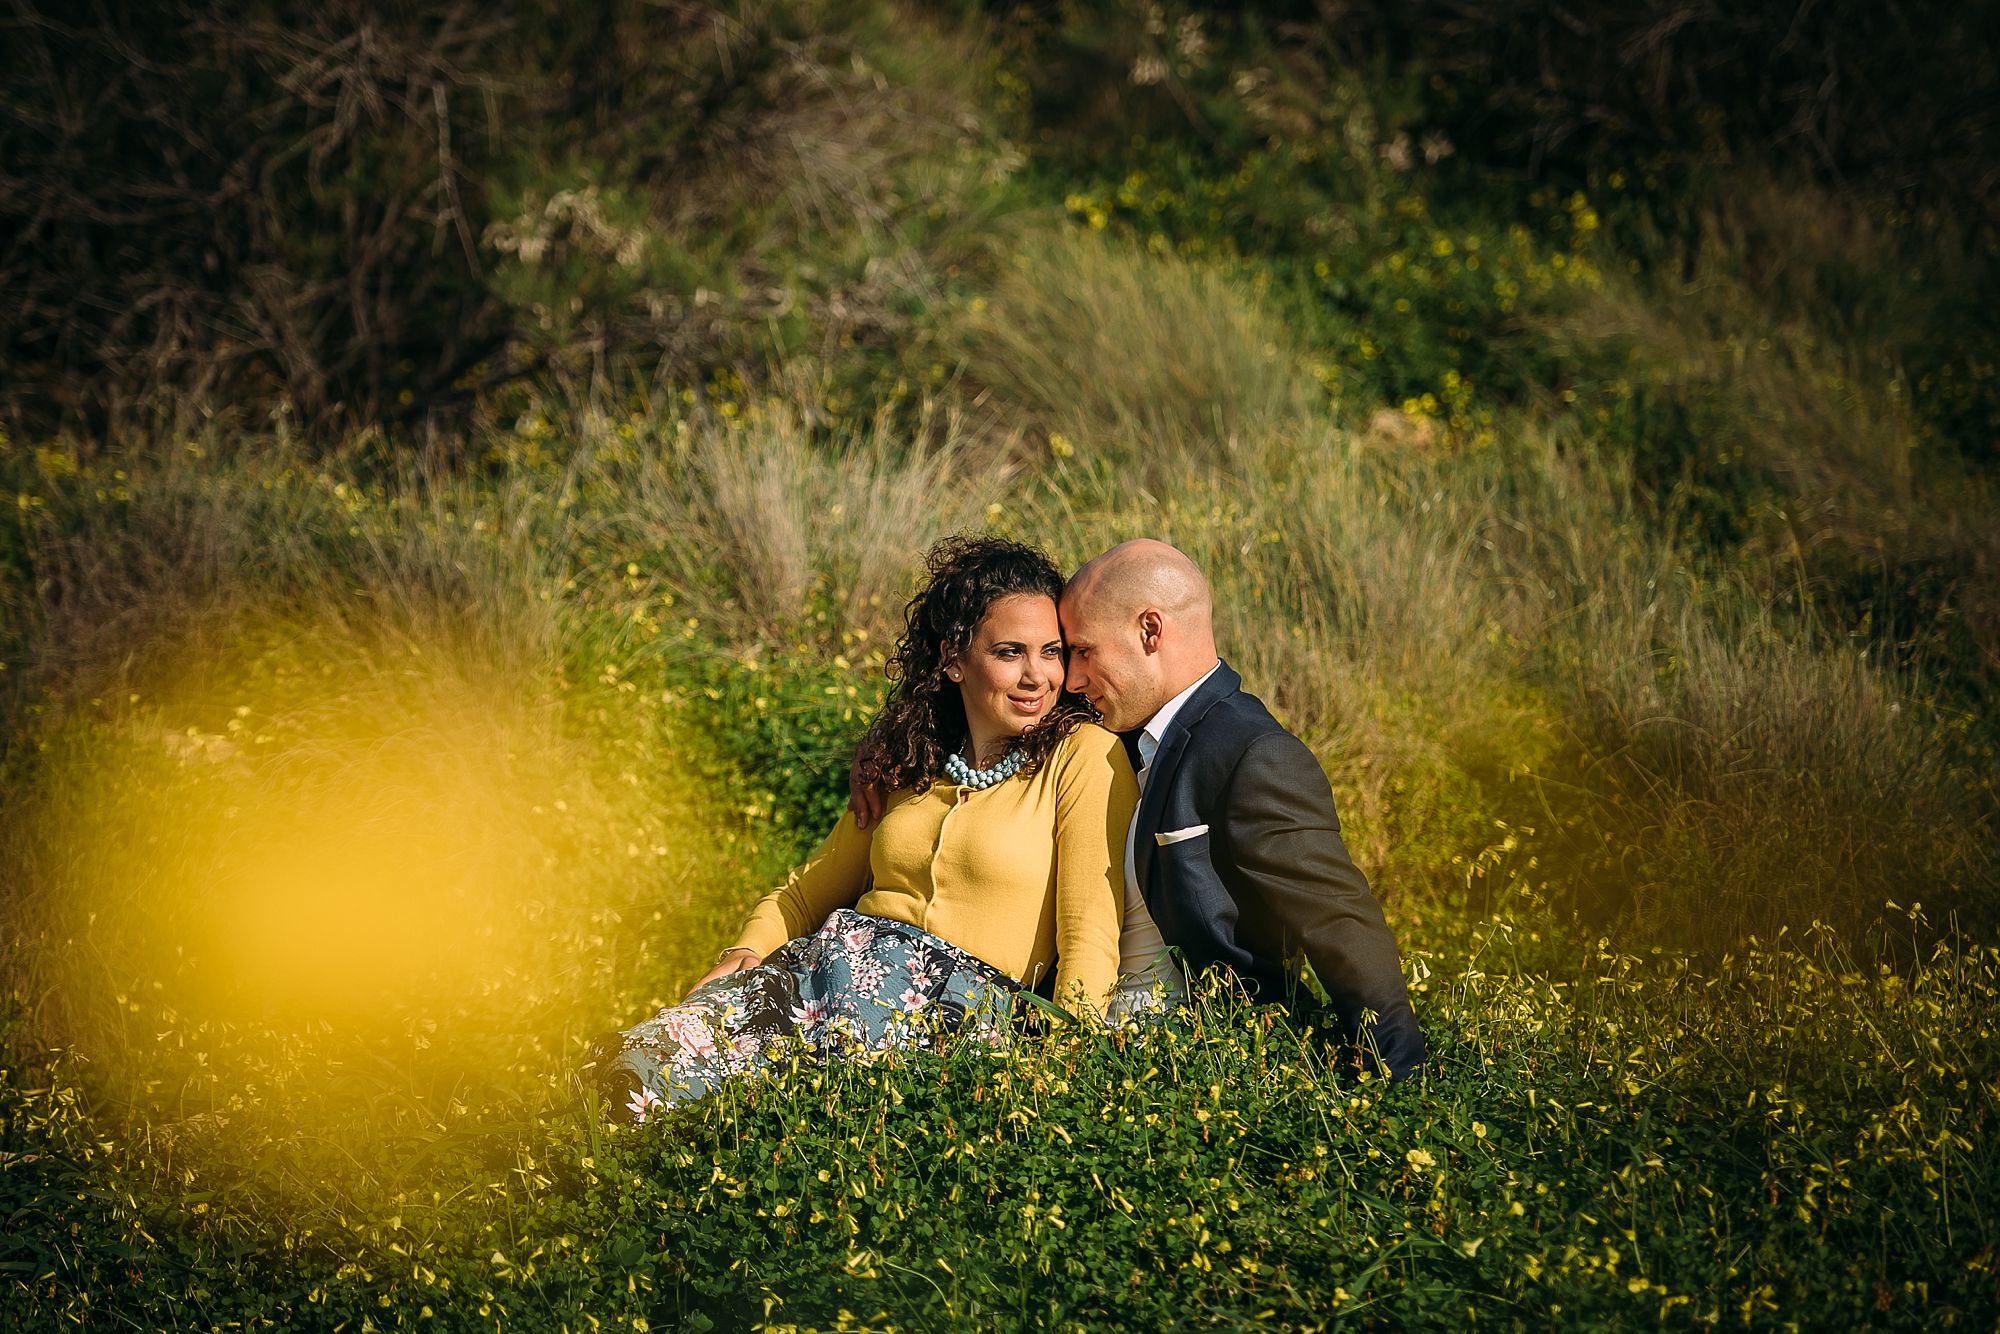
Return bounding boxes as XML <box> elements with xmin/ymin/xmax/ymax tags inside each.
<box><xmin>1058</xmin><ymin>539</ymin><xmax>1426</xmax><ymax>1081</ymax></box>
<box><xmin>859</xmin><ymin>538</ymin><xmax>1428</xmax><ymax>1082</ymax></box>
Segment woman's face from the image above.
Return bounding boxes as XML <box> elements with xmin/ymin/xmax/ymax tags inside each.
<box><xmin>950</xmin><ymin>593</ymin><xmax>1065</xmax><ymax>750</ymax></box>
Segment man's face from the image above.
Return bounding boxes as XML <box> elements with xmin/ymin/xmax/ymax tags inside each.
<box><xmin>1058</xmin><ymin>588</ymin><xmax>1163</xmax><ymax>733</ymax></box>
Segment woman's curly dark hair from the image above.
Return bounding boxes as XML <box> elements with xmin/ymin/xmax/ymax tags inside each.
<box><xmin>854</xmin><ymin>535</ymin><xmax>1095</xmax><ymax>794</ymax></box>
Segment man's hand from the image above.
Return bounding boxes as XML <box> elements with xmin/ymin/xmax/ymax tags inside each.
<box><xmin>848</xmin><ymin>776</ymin><xmax>887</xmax><ymax>830</ymax></box>
<box><xmin>847</xmin><ymin>742</ymin><xmax>888</xmax><ymax>829</ymax></box>
<box><xmin>683</xmin><ymin>947</ymin><xmax>761</xmax><ymax>999</ymax></box>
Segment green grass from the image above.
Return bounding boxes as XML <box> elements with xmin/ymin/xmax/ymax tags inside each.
<box><xmin>5</xmin><ymin>879</ymin><xmax>1994</xmax><ymax>1329</ymax></box>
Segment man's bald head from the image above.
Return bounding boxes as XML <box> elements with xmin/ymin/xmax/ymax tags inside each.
<box><xmin>1059</xmin><ymin>539</ymin><xmax>1220</xmax><ymax>733</ymax></box>
<box><xmin>1066</xmin><ymin>539</ymin><xmax>1214</xmax><ymax>632</ymax></box>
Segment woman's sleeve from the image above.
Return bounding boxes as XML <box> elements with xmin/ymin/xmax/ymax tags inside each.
<box><xmin>1050</xmin><ymin>726</ymin><xmax>1139</xmax><ymax>1017</ymax></box>
<box><xmin>727</xmin><ymin>810</ymin><xmax>874</xmax><ymax>958</ymax></box>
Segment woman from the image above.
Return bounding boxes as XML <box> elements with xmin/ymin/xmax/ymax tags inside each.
<box><xmin>599</xmin><ymin>536</ymin><xmax>1138</xmax><ymax>1123</ymax></box>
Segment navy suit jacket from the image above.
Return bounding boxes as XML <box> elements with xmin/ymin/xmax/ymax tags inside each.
<box><xmin>1133</xmin><ymin>661</ymin><xmax>1427</xmax><ymax>1081</ymax></box>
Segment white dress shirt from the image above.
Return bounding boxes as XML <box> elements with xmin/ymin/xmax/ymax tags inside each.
<box><xmin>1108</xmin><ymin>660</ymin><xmax>1222</xmax><ymax>1018</ymax></box>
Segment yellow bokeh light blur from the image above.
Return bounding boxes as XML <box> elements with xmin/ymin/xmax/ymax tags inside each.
<box><xmin>51</xmin><ymin>627</ymin><xmax>573</xmax><ymax>1034</ymax></box>
<box><xmin>204</xmin><ymin>796</ymin><xmax>525</xmax><ymax>1018</ymax></box>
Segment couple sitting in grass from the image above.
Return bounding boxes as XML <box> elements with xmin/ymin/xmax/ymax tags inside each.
<box><xmin>597</xmin><ymin>536</ymin><xmax>1426</xmax><ymax>1122</ymax></box>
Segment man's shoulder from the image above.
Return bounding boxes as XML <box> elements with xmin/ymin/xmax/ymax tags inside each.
<box><xmin>1183</xmin><ymin>681</ymin><xmax>1326</xmax><ymax>782</ymax></box>
<box><xmin>1186</xmin><ymin>678</ymin><xmax>1288</xmax><ymax>750</ymax></box>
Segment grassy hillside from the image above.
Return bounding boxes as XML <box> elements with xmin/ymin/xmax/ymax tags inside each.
<box><xmin>1</xmin><ymin>1</ymin><xmax>1996</xmax><ymax>1328</ymax></box>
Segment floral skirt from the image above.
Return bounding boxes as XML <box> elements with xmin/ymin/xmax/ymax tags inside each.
<box><xmin>601</xmin><ymin>909</ymin><xmax>1019</xmax><ymax>1123</ymax></box>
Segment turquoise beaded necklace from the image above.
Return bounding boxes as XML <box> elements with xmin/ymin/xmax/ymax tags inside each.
<box><xmin>943</xmin><ymin>744</ymin><xmax>1026</xmax><ymax>790</ymax></box>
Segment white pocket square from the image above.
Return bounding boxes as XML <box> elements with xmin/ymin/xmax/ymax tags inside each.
<box><xmin>1154</xmin><ymin>824</ymin><xmax>1209</xmax><ymax>846</ymax></box>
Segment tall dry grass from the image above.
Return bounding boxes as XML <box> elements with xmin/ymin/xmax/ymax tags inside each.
<box><xmin>1010</xmin><ymin>399</ymin><xmax>1991</xmax><ymax>942</ymax></box>
<box><xmin>598</xmin><ymin>401</ymin><xmax>1006</xmax><ymax>651</ymax></box>
<box><xmin>962</xmin><ymin>230</ymin><xmax>1318</xmax><ymax>481</ymax></box>
<box><xmin>1548</xmin><ymin>169</ymin><xmax>2000</xmax><ymax>690</ymax></box>
<box><xmin>3</xmin><ymin>430</ymin><xmax>563</xmax><ymax>732</ymax></box>
<box><xmin>4</xmin><ymin>178</ymin><xmax>1990</xmax><ymax>976</ymax></box>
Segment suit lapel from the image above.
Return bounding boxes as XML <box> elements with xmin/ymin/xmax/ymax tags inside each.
<box><xmin>1133</xmin><ymin>660</ymin><xmax>1241</xmax><ymax>894</ymax></box>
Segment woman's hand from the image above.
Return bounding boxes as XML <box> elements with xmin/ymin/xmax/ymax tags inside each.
<box><xmin>684</xmin><ymin>947</ymin><xmax>762</xmax><ymax>999</ymax></box>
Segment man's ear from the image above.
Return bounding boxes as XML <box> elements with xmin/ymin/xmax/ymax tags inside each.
<box><xmin>1138</xmin><ymin>608</ymin><xmax>1165</xmax><ymax>653</ymax></box>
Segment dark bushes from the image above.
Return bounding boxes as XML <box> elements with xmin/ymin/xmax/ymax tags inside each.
<box><xmin>0</xmin><ymin>0</ymin><xmax>965</xmax><ymax>444</ymax></box>
<box><xmin>0</xmin><ymin>1</ymin><xmax>519</xmax><ymax>439</ymax></box>
<box><xmin>1286</xmin><ymin>0</ymin><xmax>2000</xmax><ymax>225</ymax></box>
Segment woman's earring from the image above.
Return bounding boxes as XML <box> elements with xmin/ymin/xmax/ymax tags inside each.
<box><xmin>947</xmin><ymin>668</ymin><xmax>962</xmax><ymax>682</ymax></box>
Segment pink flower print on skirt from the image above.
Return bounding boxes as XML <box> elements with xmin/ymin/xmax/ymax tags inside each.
<box><xmin>597</xmin><ymin>909</ymin><xmax>1017</xmax><ymax>1122</ymax></box>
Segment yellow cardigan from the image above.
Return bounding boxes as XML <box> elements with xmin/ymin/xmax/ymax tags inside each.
<box><xmin>729</xmin><ymin>722</ymin><xmax>1139</xmax><ymax>1014</ymax></box>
